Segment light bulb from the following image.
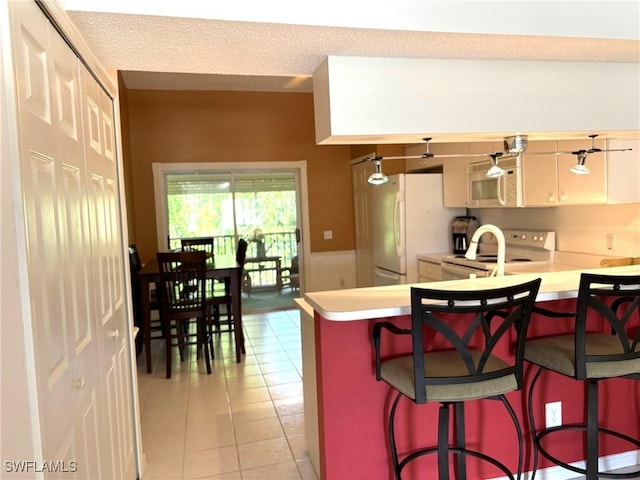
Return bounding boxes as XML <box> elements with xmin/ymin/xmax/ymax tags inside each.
<box><xmin>486</xmin><ymin>164</ymin><xmax>505</xmax><ymax>178</ymax></box>
<box><xmin>570</xmin><ymin>153</ymin><xmax>590</xmax><ymax>175</ymax></box>
<box><xmin>570</xmin><ymin>163</ymin><xmax>590</xmax><ymax>175</ymax></box>
<box><xmin>368</xmin><ymin>160</ymin><xmax>388</xmax><ymax>185</ymax></box>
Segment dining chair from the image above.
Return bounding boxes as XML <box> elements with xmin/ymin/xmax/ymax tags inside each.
<box><xmin>129</xmin><ymin>244</ymin><xmax>163</xmax><ymax>357</ymax></box>
<box><xmin>373</xmin><ymin>278</ymin><xmax>541</xmax><ymax>480</ymax></box>
<box><xmin>210</xmin><ymin>238</ymin><xmax>249</xmax><ymax>335</ymax></box>
<box><xmin>524</xmin><ymin>272</ymin><xmax>640</xmax><ymax>480</ymax></box>
<box><xmin>156</xmin><ymin>250</ymin><xmax>213</xmax><ymax>379</ymax></box>
<box><xmin>180</xmin><ymin>237</ymin><xmax>214</xmax><ymax>256</ymax></box>
<box><xmin>280</xmin><ymin>254</ymin><xmax>299</xmax><ymax>292</ymax></box>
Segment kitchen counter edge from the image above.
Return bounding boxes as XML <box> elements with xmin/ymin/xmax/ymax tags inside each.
<box><xmin>299</xmin><ymin>265</ymin><xmax>640</xmax><ymax>322</ymax></box>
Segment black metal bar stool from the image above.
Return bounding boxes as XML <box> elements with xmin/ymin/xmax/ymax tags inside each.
<box><xmin>525</xmin><ymin>273</ymin><xmax>640</xmax><ymax>480</ymax></box>
<box><xmin>373</xmin><ymin>278</ymin><xmax>541</xmax><ymax>480</ymax></box>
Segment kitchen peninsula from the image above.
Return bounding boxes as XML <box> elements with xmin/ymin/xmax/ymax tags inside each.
<box><xmin>297</xmin><ymin>264</ymin><xmax>640</xmax><ymax>480</ymax></box>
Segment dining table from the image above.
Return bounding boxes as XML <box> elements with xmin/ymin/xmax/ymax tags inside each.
<box><xmin>137</xmin><ymin>254</ymin><xmax>245</xmax><ymax>373</ymax></box>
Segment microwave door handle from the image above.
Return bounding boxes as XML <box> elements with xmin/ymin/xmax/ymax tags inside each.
<box><xmin>497</xmin><ymin>175</ymin><xmax>506</xmax><ymax>206</ymax></box>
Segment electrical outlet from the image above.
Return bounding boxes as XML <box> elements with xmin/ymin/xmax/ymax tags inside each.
<box><xmin>606</xmin><ymin>233</ymin><xmax>615</xmax><ymax>251</ymax></box>
<box><xmin>545</xmin><ymin>401</ymin><xmax>562</xmax><ymax>428</ymax></box>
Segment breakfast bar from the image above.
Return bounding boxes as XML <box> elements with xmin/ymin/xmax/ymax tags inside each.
<box><xmin>298</xmin><ymin>265</ymin><xmax>640</xmax><ymax>480</ymax></box>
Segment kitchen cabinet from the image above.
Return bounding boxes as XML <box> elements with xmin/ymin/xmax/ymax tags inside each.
<box><xmin>556</xmin><ymin>138</ymin><xmax>607</xmax><ymax>205</ymax></box>
<box><xmin>439</xmin><ymin>142</ymin><xmax>474</xmax><ymax>208</ymax></box>
<box><xmin>405</xmin><ymin>142</ymin><xmax>471</xmax><ymax>208</ymax></box>
<box><xmin>606</xmin><ymin>139</ymin><xmax>640</xmax><ymax>204</ymax></box>
<box><xmin>405</xmin><ymin>143</ymin><xmax>443</xmax><ymax>172</ymax></box>
<box><xmin>418</xmin><ymin>257</ymin><xmax>442</xmax><ymax>282</ymax></box>
<box><xmin>521</xmin><ymin>138</ymin><xmax>639</xmax><ymax>207</ymax></box>
<box><xmin>522</xmin><ymin>140</ymin><xmax>558</xmax><ymax>207</ymax></box>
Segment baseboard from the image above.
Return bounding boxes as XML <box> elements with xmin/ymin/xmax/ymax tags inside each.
<box><xmin>489</xmin><ymin>449</ymin><xmax>640</xmax><ymax>480</ymax></box>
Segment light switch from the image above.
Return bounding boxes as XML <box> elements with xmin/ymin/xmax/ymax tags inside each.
<box><xmin>323</xmin><ymin>230</ymin><xmax>333</xmax><ymax>240</ymax></box>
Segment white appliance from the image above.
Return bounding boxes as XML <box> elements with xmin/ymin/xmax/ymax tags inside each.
<box><xmin>373</xmin><ymin>174</ymin><xmax>464</xmax><ymax>286</ymax></box>
<box><xmin>440</xmin><ymin>229</ymin><xmax>556</xmax><ymax>280</ymax></box>
<box><xmin>467</xmin><ymin>156</ymin><xmax>523</xmax><ymax>208</ymax></box>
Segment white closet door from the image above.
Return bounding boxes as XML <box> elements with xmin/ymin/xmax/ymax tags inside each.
<box><xmin>80</xmin><ymin>62</ymin><xmax>133</xmax><ymax>479</ymax></box>
<box><xmin>9</xmin><ymin>1</ymin><xmax>135</xmax><ymax>478</ymax></box>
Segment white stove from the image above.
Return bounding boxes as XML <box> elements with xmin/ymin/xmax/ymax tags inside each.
<box><xmin>440</xmin><ymin>229</ymin><xmax>556</xmax><ymax>280</ymax></box>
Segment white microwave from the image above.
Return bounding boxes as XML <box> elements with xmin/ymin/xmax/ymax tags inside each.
<box><xmin>467</xmin><ymin>156</ymin><xmax>522</xmax><ymax>208</ymax></box>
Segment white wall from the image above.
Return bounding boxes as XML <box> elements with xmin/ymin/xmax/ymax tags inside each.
<box><xmin>314</xmin><ymin>56</ymin><xmax>640</xmax><ymax>145</ymax></box>
<box><xmin>472</xmin><ymin>204</ymin><xmax>640</xmax><ymax>257</ymax></box>
<box><xmin>304</xmin><ymin>250</ymin><xmax>357</xmax><ymax>292</ymax></box>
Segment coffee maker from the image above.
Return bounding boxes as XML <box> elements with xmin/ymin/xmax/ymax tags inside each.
<box><xmin>451</xmin><ymin>216</ymin><xmax>479</xmax><ymax>255</ymax></box>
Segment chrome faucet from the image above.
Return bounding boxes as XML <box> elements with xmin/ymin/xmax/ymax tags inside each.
<box><xmin>465</xmin><ymin>224</ymin><xmax>506</xmax><ymax>277</ymax></box>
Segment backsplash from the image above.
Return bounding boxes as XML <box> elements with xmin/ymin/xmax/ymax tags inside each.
<box><xmin>470</xmin><ymin>204</ymin><xmax>640</xmax><ymax>257</ymax></box>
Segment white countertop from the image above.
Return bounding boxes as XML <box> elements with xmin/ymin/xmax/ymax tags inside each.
<box><xmin>301</xmin><ymin>264</ymin><xmax>640</xmax><ymax>321</ymax></box>
<box><xmin>416</xmin><ymin>252</ymin><xmax>452</xmax><ymax>263</ymax></box>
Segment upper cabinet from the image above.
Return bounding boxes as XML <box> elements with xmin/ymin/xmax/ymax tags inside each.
<box><xmin>405</xmin><ymin>143</ymin><xmax>442</xmax><ymax>172</ymax></box>
<box><xmin>405</xmin><ymin>142</ymin><xmax>470</xmax><ymax>208</ymax></box>
<box><xmin>521</xmin><ymin>137</ymin><xmax>639</xmax><ymax>207</ymax></box>
<box><xmin>606</xmin><ymin>139</ymin><xmax>640</xmax><ymax>205</ymax></box>
<box><xmin>521</xmin><ymin>140</ymin><xmax>558</xmax><ymax>207</ymax></box>
<box><xmin>556</xmin><ymin>138</ymin><xmax>607</xmax><ymax>205</ymax></box>
<box><xmin>440</xmin><ymin>142</ymin><xmax>473</xmax><ymax>208</ymax></box>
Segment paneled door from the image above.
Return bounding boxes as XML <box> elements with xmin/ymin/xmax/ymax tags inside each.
<box><xmin>352</xmin><ymin>154</ymin><xmax>375</xmax><ymax>287</ymax></box>
<box><xmin>9</xmin><ymin>1</ymin><xmax>136</xmax><ymax>477</ymax></box>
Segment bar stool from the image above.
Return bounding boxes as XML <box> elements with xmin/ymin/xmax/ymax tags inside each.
<box><xmin>373</xmin><ymin>278</ymin><xmax>541</xmax><ymax>480</ymax></box>
<box><xmin>525</xmin><ymin>273</ymin><xmax>640</xmax><ymax>480</ymax></box>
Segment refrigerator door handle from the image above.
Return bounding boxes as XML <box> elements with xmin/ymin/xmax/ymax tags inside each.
<box><xmin>376</xmin><ymin>269</ymin><xmax>400</xmax><ymax>280</ymax></box>
<box><xmin>394</xmin><ymin>191</ymin><xmax>404</xmax><ymax>257</ymax></box>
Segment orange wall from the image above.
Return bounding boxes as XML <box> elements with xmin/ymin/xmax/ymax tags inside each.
<box><xmin>119</xmin><ymin>88</ymin><xmax>372</xmax><ymax>262</ymax></box>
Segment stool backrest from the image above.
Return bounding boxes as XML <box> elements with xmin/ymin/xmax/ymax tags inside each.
<box><xmin>410</xmin><ymin>278</ymin><xmax>541</xmax><ymax>403</ymax></box>
<box><xmin>574</xmin><ymin>273</ymin><xmax>640</xmax><ymax>379</ymax></box>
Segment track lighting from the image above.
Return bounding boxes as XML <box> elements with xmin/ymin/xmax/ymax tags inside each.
<box><xmin>368</xmin><ymin>159</ymin><xmax>388</xmax><ymax>185</ymax></box>
<box><xmin>569</xmin><ymin>152</ymin><xmax>590</xmax><ymax>175</ymax></box>
<box><xmin>485</xmin><ymin>154</ymin><xmax>505</xmax><ymax>178</ymax></box>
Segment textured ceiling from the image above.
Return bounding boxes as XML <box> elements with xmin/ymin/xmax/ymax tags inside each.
<box><xmin>64</xmin><ymin>3</ymin><xmax>640</xmax><ymax>92</ymax></box>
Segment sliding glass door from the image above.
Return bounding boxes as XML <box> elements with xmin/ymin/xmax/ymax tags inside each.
<box><xmin>155</xmin><ymin>163</ymin><xmax>305</xmax><ymax>304</ymax></box>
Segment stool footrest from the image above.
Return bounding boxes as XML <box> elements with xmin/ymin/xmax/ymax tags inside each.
<box><xmin>535</xmin><ymin>424</ymin><xmax>640</xmax><ymax>479</ymax></box>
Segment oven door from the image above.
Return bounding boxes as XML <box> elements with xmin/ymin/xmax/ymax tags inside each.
<box><xmin>441</xmin><ymin>261</ymin><xmax>491</xmax><ymax>281</ymax></box>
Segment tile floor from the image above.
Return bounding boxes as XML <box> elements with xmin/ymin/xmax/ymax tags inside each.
<box><xmin>136</xmin><ymin>308</ymin><xmax>318</xmax><ymax>479</ymax></box>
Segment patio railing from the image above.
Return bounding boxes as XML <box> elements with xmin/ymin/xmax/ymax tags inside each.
<box><xmin>170</xmin><ymin>231</ymin><xmax>298</xmax><ymax>290</ymax></box>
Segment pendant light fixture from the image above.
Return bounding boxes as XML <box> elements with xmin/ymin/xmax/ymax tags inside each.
<box><xmin>569</xmin><ymin>152</ymin><xmax>590</xmax><ymax>175</ymax></box>
<box><xmin>485</xmin><ymin>153</ymin><xmax>505</xmax><ymax>178</ymax></box>
<box><xmin>368</xmin><ymin>159</ymin><xmax>388</xmax><ymax>185</ymax></box>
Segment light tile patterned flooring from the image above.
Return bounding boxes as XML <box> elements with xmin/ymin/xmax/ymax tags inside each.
<box><xmin>136</xmin><ymin>308</ymin><xmax>318</xmax><ymax>479</ymax></box>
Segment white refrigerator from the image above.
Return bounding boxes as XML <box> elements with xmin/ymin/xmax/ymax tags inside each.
<box><xmin>373</xmin><ymin>173</ymin><xmax>465</xmax><ymax>286</ymax></box>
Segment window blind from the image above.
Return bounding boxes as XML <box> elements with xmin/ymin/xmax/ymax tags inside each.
<box><xmin>166</xmin><ymin>172</ymin><xmax>295</xmax><ymax>195</ymax></box>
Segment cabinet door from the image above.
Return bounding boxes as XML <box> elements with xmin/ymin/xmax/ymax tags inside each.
<box><xmin>405</xmin><ymin>143</ymin><xmax>442</xmax><ymax>172</ymax></box>
<box><xmin>557</xmin><ymin>138</ymin><xmax>607</xmax><ymax>205</ymax></box>
<box><xmin>607</xmin><ymin>139</ymin><xmax>640</xmax><ymax>204</ymax></box>
<box><xmin>418</xmin><ymin>260</ymin><xmax>442</xmax><ymax>282</ymax></box>
<box><xmin>434</xmin><ymin>142</ymin><xmax>471</xmax><ymax>208</ymax></box>
<box><xmin>522</xmin><ymin>140</ymin><xmax>558</xmax><ymax>206</ymax></box>
<box><xmin>352</xmin><ymin>157</ymin><xmax>375</xmax><ymax>287</ymax></box>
